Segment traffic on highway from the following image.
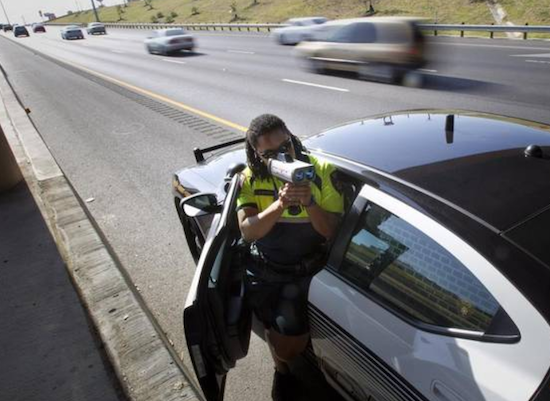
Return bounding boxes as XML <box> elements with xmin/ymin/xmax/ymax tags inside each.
<box><xmin>1</xmin><ymin>22</ymin><xmax>550</xmax><ymax>401</ymax></box>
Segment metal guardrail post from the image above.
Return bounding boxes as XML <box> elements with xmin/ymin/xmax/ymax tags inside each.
<box><xmin>0</xmin><ymin>124</ymin><xmax>23</xmax><ymax>193</ymax></box>
<box><xmin>490</xmin><ymin>23</ymin><xmax>494</xmax><ymax>38</ymax></box>
<box><xmin>524</xmin><ymin>23</ymin><xmax>528</xmax><ymax>39</ymax></box>
<box><xmin>461</xmin><ymin>22</ymin><xmax>465</xmax><ymax>37</ymax></box>
<box><xmin>434</xmin><ymin>22</ymin><xmax>437</xmax><ymax>36</ymax></box>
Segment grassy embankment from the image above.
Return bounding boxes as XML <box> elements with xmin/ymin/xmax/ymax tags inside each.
<box><xmin>52</xmin><ymin>0</ymin><xmax>550</xmax><ymax>39</ymax></box>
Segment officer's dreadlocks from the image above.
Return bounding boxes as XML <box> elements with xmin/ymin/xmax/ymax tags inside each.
<box><xmin>245</xmin><ymin>114</ymin><xmax>307</xmax><ymax>180</ymax></box>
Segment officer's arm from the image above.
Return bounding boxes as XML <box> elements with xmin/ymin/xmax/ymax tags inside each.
<box><xmin>237</xmin><ymin>202</ymin><xmax>284</xmax><ymax>242</ymax></box>
<box><xmin>305</xmin><ymin>204</ymin><xmax>340</xmax><ymax>240</ymax></box>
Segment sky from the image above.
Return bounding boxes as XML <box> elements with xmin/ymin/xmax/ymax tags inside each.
<box><xmin>0</xmin><ymin>0</ymin><xmax>126</xmax><ymax>25</ymax></box>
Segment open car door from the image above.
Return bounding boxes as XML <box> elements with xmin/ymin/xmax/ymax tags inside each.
<box><xmin>183</xmin><ymin>164</ymin><xmax>251</xmax><ymax>401</ymax></box>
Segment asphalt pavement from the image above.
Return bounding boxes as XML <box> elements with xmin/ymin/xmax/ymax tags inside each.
<box><xmin>0</xmin><ymin>180</ymin><xmax>126</xmax><ymax>401</ymax></box>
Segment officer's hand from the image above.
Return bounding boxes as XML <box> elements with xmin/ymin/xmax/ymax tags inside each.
<box><xmin>281</xmin><ymin>183</ymin><xmax>312</xmax><ymax>207</ymax></box>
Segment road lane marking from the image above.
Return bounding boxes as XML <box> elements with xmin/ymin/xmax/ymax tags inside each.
<box><xmin>162</xmin><ymin>59</ymin><xmax>187</xmax><ymax>64</ymax></box>
<box><xmin>510</xmin><ymin>52</ymin><xmax>550</xmax><ymax>58</ymax></box>
<box><xmin>430</xmin><ymin>42</ymin><xmax>550</xmax><ymax>51</ymax></box>
<box><xmin>227</xmin><ymin>49</ymin><xmax>255</xmax><ymax>54</ymax></box>
<box><xmin>282</xmin><ymin>79</ymin><xmax>349</xmax><ymax>92</ymax></box>
<box><xmin>419</xmin><ymin>68</ymin><xmax>438</xmax><ymax>73</ymax></box>
<box><xmin>111</xmin><ymin>50</ymin><xmax>126</xmax><ymax>54</ymax></box>
<box><xmin>526</xmin><ymin>59</ymin><xmax>550</xmax><ymax>64</ymax></box>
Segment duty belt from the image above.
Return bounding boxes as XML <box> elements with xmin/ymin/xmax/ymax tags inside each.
<box><xmin>249</xmin><ymin>243</ymin><xmax>326</xmax><ymax>279</ymax></box>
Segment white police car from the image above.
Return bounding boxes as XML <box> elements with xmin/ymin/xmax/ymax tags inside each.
<box><xmin>173</xmin><ymin>110</ymin><xmax>550</xmax><ymax>401</ymax></box>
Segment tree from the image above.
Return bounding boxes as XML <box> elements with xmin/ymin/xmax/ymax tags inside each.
<box><xmin>144</xmin><ymin>0</ymin><xmax>154</xmax><ymax>10</ymax></box>
<box><xmin>230</xmin><ymin>1</ymin><xmax>238</xmax><ymax>20</ymax></box>
<box><xmin>151</xmin><ymin>15</ymin><xmax>158</xmax><ymax>23</ymax></box>
<box><xmin>157</xmin><ymin>11</ymin><xmax>164</xmax><ymax>18</ymax></box>
<box><xmin>170</xmin><ymin>11</ymin><xmax>178</xmax><ymax>18</ymax></box>
<box><xmin>191</xmin><ymin>6</ymin><xmax>199</xmax><ymax>15</ymax></box>
<box><xmin>116</xmin><ymin>5</ymin><xmax>124</xmax><ymax>21</ymax></box>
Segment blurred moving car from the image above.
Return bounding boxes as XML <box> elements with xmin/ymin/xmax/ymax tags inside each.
<box><xmin>271</xmin><ymin>16</ymin><xmax>328</xmax><ymax>45</ymax></box>
<box><xmin>144</xmin><ymin>28</ymin><xmax>195</xmax><ymax>55</ymax></box>
<box><xmin>295</xmin><ymin>17</ymin><xmax>426</xmax><ymax>84</ymax></box>
<box><xmin>32</xmin><ymin>24</ymin><xmax>46</xmax><ymax>33</ymax></box>
<box><xmin>87</xmin><ymin>22</ymin><xmax>106</xmax><ymax>35</ymax></box>
<box><xmin>14</xmin><ymin>25</ymin><xmax>30</xmax><ymax>37</ymax></box>
<box><xmin>3</xmin><ymin>24</ymin><xmax>13</xmax><ymax>32</ymax></box>
<box><xmin>61</xmin><ymin>25</ymin><xmax>84</xmax><ymax>40</ymax></box>
<box><xmin>174</xmin><ymin>110</ymin><xmax>550</xmax><ymax>401</ymax></box>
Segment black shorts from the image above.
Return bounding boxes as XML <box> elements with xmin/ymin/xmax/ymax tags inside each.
<box><xmin>245</xmin><ymin>269</ymin><xmax>312</xmax><ymax>337</ymax></box>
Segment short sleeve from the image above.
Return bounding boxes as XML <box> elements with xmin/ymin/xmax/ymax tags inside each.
<box><xmin>236</xmin><ymin>170</ymin><xmax>258</xmax><ymax>211</ymax></box>
<box><xmin>317</xmin><ymin>160</ymin><xmax>344</xmax><ymax>214</ymax></box>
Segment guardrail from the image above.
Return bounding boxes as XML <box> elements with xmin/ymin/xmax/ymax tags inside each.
<box><xmin>46</xmin><ymin>22</ymin><xmax>550</xmax><ymax>39</ymax></box>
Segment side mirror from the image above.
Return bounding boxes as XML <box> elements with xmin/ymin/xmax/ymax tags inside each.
<box><xmin>180</xmin><ymin>193</ymin><xmax>221</xmax><ymax>217</ymax></box>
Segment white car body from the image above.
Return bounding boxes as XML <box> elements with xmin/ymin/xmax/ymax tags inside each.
<box><xmin>144</xmin><ymin>28</ymin><xmax>195</xmax><ymax>56</ymax></box>
<box><xmin>271</xmin><ymin>16</ymin><xmax>328</xmax><ymax>45</ymax></box>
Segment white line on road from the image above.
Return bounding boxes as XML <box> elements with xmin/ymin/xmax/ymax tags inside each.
<box><xmin>227</xmin><ymin>49</ymin><xmax>255</xmax><ymax>54</ymax></box>
<box><xmin>111</xmin><ymin>50</ymin><xmax>126</xmax><ymax>54</ymax></box>
<box><xmin>282</xmin><ymin>79</ymin><xmax>349</xmax><ymax>92</ymax></box>
<box><xmin>510</xmin><ymin>52</ymin><xmax>550</xmax><ymax>58</ymax></box>
<box><xmin>431</xmin><ymin>41</ymin><xmax>550</xmax><ymax>51</ymax></box>
<box><xmin>162</xmin><ymin>59</ymin><xmax>187</xmax><ymax>64</ymax></box>
<box><xmin>526</xmin><ymin>59</ymin><xmax>550</xmax><ymax>64</ymax></box>
<box><xmin>419</xmin><ymin>68</ymin><xmax>438</xmax><ymax>73</ymax></box>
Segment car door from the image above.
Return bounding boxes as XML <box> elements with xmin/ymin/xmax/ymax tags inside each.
<box><xmin>308</xmin><ymin>184</ymin><xmax>550</xmax><ymax>401</ymax></box>
<box><xmin>183</xmin><ymin>167</ymin><xmax>252</xmax><ymax>401</ymax></box>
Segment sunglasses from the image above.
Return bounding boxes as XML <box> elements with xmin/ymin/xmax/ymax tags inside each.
<box><xmin>259</xmin><ymin>138</ymin><xmax>292</xmax><ymax>160</ymax></box>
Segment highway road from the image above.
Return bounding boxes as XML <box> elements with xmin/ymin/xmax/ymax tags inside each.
<box><xmin>1</xmin><ymin>26</ymin><xmax>549</xmax><ymax>401</ymax></box>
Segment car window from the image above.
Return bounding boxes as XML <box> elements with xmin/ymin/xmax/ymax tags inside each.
<box><xmin>348</xmin><ymin>23</ymin><xmax>377</xmax><ymax>43</ymax></box>
<box><xmin>341</xmin><ymin>202</ymin><xmax>502</xmax><ymax>334</ymax></box>
<box><xmin>377</xmin><ymin>23</ymin><xmax>411</xmax><ymax>44</ymax></box>
<box><xmin>327</xmin><ymin>23</ymin><xmax>376</xmax><ymax>43</ymax></box>
<box><xmin>165</xmin><ymin>29</ymin><xmax>186</xmax><ymax>36</ymax></box>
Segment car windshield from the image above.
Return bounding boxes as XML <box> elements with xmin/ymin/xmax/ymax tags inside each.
<box><xmin>165</xmin><ymin>29</ymin><xmax>186</xmax><ymax>36</ymax></box>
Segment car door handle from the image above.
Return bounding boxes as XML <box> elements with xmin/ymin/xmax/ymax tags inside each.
<box><xmin>432</xmin><ymin>380</ymin><xmax>465</xmax><ymax>401</ymax></box>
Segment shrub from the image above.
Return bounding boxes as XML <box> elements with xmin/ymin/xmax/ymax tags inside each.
<box><xmin>191</xmin><ymin>6</ymin><xmax>199</xmax><ymax>15</ymax></box>
<box><xmin>170</xmin><ymin>11</ymin><xmax>178</xmax><ymax>18</ymax></box>
<box><xmin>165</xmin><ymin>15</ymin><xmax>174</xmax><ymax>23</ymax></box>
<box><xmin>151</xmin><ymin>15</ymin><xmax>158</xmax><ymax>23</ymax></box>
<box><xmin>157</xmin><ymin>11</ymin><xmax>164</xmax><ymax>18</ymax></box>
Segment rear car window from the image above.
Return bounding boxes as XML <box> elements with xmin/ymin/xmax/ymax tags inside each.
<box><xmin>166</xmin><ymin>29</ymin><xmax>186</xmax><ymax>36</ymax></box>
<box><xmin>341</xmin><ymin>202</ymin><xmax>503</xmax><ymax>334</ymax></box>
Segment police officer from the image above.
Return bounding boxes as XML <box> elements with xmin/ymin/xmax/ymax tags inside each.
<box><xmin>237</xmin><ymin>114</ymin><xmax>344</xmax><ymax>400</ymax></box>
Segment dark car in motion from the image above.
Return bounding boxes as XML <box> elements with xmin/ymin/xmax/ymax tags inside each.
<box><xmin>3</xmin><ymin>24</ymin><xmax>13</xmax><ymax>32</ymax></box>
<box><xmin>32</xmin><ymin>24</ymin><xmax>46</xmax><ymax>33</ymax></box>
<box><xmin>14</xmin><ymin>25</ymin><xmax>30</xmax><ymax>37</ymax></box>
<box><xmin>173</xmin><ymin>110</ymin><xmax>550</xmax><ymax>401</ymax></box>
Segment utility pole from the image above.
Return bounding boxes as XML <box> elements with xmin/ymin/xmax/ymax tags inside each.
<box><xmin>0</xmin><ymin>0</ymin><xmax>11</xmax><ymax>25</ymax></box>
<box><xmin>90</xmin><ymin>0</ymin><xmax>100</xmax><ymax>22</ymax></box>
<box><xmin>21</xmin><ymin>15</ymin><xmax>27</xmax><ymax>25</ymax></box>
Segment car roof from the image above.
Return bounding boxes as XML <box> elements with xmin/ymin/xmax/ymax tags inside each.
<box><xmin>323</xmin><ymin>16</ymin><xmax>424</xmax><ymax>27</ymax></box>
<box><xmin>286</xmin><ymin>17</ymin><xmax>326</xmax><ymax>22</ymax></box>
<box><xmin>305</xmin><ymin>110</ymin><xmax>550</xmax><ymax>232</ymax></box>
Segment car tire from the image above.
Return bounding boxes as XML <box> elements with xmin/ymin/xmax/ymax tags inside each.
<box><xmin>402</xmin><ymin>70</ymin><xmax>424</xmax><ymax>88</ymax></box>
<box><xmin>358</xmin><ymin>63</ymin><xmax>397</xmax><ymax>84</ymax></box>
<box><xmin>307</xmin><ymin>58</ymin><xmax>325</xmax><ymax>74</ymax></box>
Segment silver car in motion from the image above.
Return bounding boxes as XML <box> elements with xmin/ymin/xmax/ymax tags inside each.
<box><xmin>61</xmin><ymin>25</ymin><xmax>84</xmax><ymax>40</ymax></box>
<box><xmin>144</xmin><ymin>28</ymin><xmax>195</xmax><ymax>56</ymax></box>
